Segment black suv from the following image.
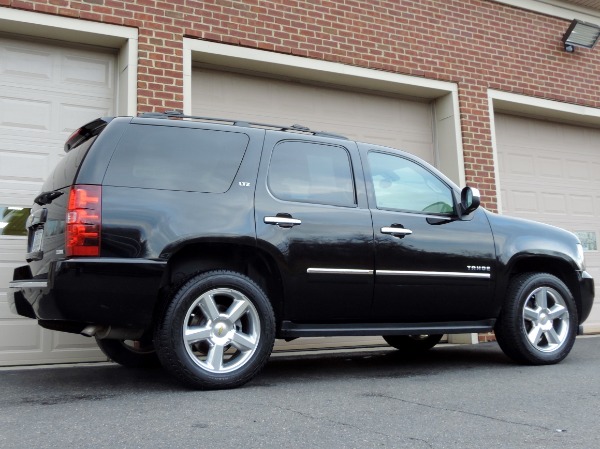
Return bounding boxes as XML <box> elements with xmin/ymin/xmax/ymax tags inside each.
<box><xmin>9</xmin><ymin>112</ymin><xmax>594</xmax><ymax>389</ymax></box>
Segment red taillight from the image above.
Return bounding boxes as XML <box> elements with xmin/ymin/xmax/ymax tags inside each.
<box><xmin>66</xmin><ymin>185</ymin><xmax>102</xmax><ymax>257</ymax></box>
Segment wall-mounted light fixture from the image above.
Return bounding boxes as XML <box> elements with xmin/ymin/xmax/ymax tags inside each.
<box><xmin>562</xmin><ymin>19</ymin><xmax>600</xmax><ymax>52</ymax></box>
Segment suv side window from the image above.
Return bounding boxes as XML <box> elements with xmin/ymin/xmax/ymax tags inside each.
<box><xmin>104</xmin><ymin>124</ymin><xmax>249</xmax><ymax>193</ymax></box>
<box><xmin>268</xmin><ymin>141</ymin><xmax>356</xmax><ymax>207</ymax></box>
<box><xmin>368</xmin><ymin>151</ymin><xmax>454</xmax><ymax>214</ymax></box>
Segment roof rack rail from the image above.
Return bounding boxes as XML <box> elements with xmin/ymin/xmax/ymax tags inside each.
<box><xmin>138</xmin><ymin>110</ymin><xmax>349</xmax><ymax>140</ymax></box>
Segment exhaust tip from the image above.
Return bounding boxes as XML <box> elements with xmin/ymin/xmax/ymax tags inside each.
<box><xmin>81</xmin><ymin>325</ymin><xmax>100</xmax><ymax>337</ymax></box>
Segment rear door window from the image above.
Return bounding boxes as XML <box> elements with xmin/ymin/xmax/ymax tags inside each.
<box><xmin>268</xmin><ymin>141</ymin><xmax>356</xmax><ymax>207</ymax></box>
<box><xmin>104</xmin><ymin>124</ymin><xmax>249</xmax><ymax>193</ymax></box>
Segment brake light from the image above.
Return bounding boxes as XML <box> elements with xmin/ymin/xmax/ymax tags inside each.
<box><xmin>66</xmin><ymin>185</ymin><xmax>102</xmax><ymax>257</ymax></box>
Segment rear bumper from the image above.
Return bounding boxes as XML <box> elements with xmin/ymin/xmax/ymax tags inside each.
<box><xmin>8</xmin><ymin>258</ymin><xmax>167</xmax><ymax>330</ymax></box>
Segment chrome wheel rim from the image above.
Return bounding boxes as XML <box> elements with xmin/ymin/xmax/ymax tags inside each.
<box><xmin>522</xmin><ymin>286</ymin><xmax>570</xmax><ymax>353</ymax></box>
<box><xmin>182</xmin><ymin>288</ymin><xmax>260</xmax><ymax>374</ymax></box>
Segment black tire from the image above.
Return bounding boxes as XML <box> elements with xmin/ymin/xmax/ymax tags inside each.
<box><xmin>154</xmin><ymin>270</ymin><xmax>275</xmax><ymax>390</ymax></box>
<box><xmin>383</xmin><ymin>334</ymin><xmax>443</xmax><ymax>353</ymax></box>
<box><xmin>96</xmin><ymin>337</ymin><xmax>161</xmax><ymax>368</ymax></box>
<box><xmin>495</xmin><ymin>272</ymin><xmax>578</xmax><ymax>365</ymax></box>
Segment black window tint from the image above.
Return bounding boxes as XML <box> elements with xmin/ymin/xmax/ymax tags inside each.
<box><xmin>104</xmin><ymin>125</ymin><xmax>249</xmax><ymax>192</ymax></box>
<box><xmin>368</xmin><ymin>152</ymin><xmax>454</xmax><ymax>214</ymax></box>
<box><xmin>43</xmin><ymin>136</ymin><xmax>97</xmax><ymax>191</ymax></box>
<box><xmin>268</xmin><ymin>141</ymin><xmax>355</xmax><ymax>207</ymax></box>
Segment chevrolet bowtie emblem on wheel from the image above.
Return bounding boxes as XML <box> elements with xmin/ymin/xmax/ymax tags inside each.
<box><xmin>217</xmin><ymin>325</ymin><xmax>225</xmax><ymax>336</ymax></box>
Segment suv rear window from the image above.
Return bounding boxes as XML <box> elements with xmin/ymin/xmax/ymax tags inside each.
<box><xmin>104</xmin><ymin>124</ymin><xmax>249</xmax><ymax>193</ymax></box>
<box><xmin>42</xmin><ymin>135</ymin><xmax>98</xmax><ymax>191</ymax></box>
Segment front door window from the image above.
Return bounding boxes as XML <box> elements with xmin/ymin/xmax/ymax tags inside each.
<box><xmin>368</xmin><ymin>152</ymin><xmax>454</xmax><ymax>215</ymax></box>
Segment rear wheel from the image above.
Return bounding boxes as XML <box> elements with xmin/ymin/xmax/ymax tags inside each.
<box><xmin>495</xmin><ymin>273</ymin><xmax>577</xmax><ymax>365</ymax></box>
<box><xmin>154</xmin><ymin>270</ymin><xmax>275</xmax><ymax>390</ymax></box>
<box><xmin>96</xmin><ymin>338</ymin><xmax>160</xmax><ymax>368</ymax></box>
<box><xmin>383</xmin><ymin>334</ymin><xmax>443</xmax><ymax>353</ymax></box>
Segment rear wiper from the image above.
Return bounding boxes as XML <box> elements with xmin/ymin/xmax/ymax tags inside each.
<box><xmin>34</xmin><ymin>190</ymin><xmax>63</xmax><ymax>206</ymax></box>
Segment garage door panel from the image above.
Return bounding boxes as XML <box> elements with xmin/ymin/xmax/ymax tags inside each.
<box><xmin>0</xmin><ymin>150</ymin><xmax>48</xmax><ymax>182</ymax></box>
<box><xmin>58</xmin><ymin>103</ymin><xmax>111</xmax><ymax>134</ymax></box>
<box><xmin>1</xmin><ymin>39</ymin><xmax>115</xmax><ymax>90</ymax></box>
<box><xmin>0</xmin><ymin>36</ymin><xmax>115</xmax><ymax>366</ymax></box>
<box><xmin>52</xmin><ymin>332</ymin><xmax>99</xmax><ymax>351</ymax></box>
<box><xmin>501</xmin><ymin>188</ymin><xmax>537</xmax><ymax>213</ymax></box>
<box><xmin>499</xmin><ymin>151</ymin><xmax>534</xmax><ymax>176</ymax></box>
<box><xmin>503</xmin><ymin>187</ymin><xmax>599</xmax><ymax>218</ymax></box>
<box><xmin>1</xmin><ymin>240</ymin><xmax>26</xmax><ymax>320</ymax></box>
<box><xmin>571</xmin><ymin>195</ymin><xmax>596</xmax><ymax>217</ymax></box>
<box><xmin>1</xmin><ymin>45</ymin><xmax>53</xmax><ymax>80</ymax></box>
<box><xmin>541</xmin><ymin>192</ymin><xmax>568</xmax><ymax>215</ymax></box>
<box><xmin>497</xmin><ymin>114</ymin><xmax>600</xmax><ymax>331</ymax></box>
<box><xmin>568</xmin><ymin>160</ymin><xmax>593</xmax><ymax>181</ymax></box>
<box><xmin>0</xmin><ymin>320</ymin><xmax>42</xmax><ymax>351</ymax></box>
<box><xmin>192</xmin><ymin>67</ymin><xmax>435</xmax><ymax>163</ymax></box>
<box><xmin>0</xmin><ymin>96</ymin><xmax>51</xmax><ymax>130</ymax></box>
<box><xmin>61</xmin><ymin>54</ymin><xmax>113</xmax><ymax>88</ymax></box>
<box><xmin>538</xmin><ymin>157</ymin><xmax>563</xmax><ymax>179</ymax></box>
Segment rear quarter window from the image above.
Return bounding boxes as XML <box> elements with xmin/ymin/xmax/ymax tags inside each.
<box><xmin>103</xmin><ymin>124</ymin><xmax>249</xmax><ymax>192</ymax></box>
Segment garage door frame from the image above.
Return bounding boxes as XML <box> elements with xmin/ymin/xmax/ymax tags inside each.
<box><xmin>183</xmin><ymin>38</ymin><xmax>465</xmax><ymax>187</ymax></box>
<box><xmin>489</xmin><ymin>89</ymin><xmax>600</xmax><ymax>334</ymax></box>
<box><xmin>0</xmin><ymin>7</ymin><xmax>138</xmax><ymax>116</ymax></box>
<box><xmin>0</xmin><ymin>8</ymin><xmax>137</xmax><ymax>365</ymax></box>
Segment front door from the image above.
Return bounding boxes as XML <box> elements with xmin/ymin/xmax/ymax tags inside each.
<box><xmin>255</xmin><ymin>134</ymin><xmax>374</xmax><ymax>322</ymax></box>
<box><xmin>360</xmin><ymin>146</ymin><xmax>496</xmax><ymax>322</ymax></box>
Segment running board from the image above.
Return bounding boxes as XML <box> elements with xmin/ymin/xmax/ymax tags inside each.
<box><xmin>279</xmin><ymin>320</ymin><xmax>495</xmax><ymax>338</ymax></box>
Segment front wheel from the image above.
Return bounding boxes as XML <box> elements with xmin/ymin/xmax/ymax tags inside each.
<box><xmin>495</xmin><ymin>273</ymin><xmax>578</xmax><ymax>365</ymax></box>
<box><xmin>383</xmin><ymin>334</ymin><xmax>443</xmax><ymax>353</ymax></box>
<box><xmin>154</xmin><ymin>271</ymin><xmax>275</xmax><ymax>390</ymax></box>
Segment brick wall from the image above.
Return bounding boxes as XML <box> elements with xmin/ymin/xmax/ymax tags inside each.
<box><xmin>3</xmin><ymin>0</ymin><xmax>600</xmax><ymax>210</ymax></box>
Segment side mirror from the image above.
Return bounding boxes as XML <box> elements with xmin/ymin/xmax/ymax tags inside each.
<box><xmin>460</xmin><ymin>186</ymin><xmax>480</xmax><ymax>215</ymax></box>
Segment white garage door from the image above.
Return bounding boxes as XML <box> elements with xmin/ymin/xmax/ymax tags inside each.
<box><xmin>192</xmin><ymin>68</ymin><xmax>435</xmax><ymax>351</ymax></box>
<box><xmin>0</xmin><ymin>37</ymin><xmax>116</xmax><ymax>365</ymax></box>
<box><xmin>192</xmin><ymin>68</ymin><xmax>435</xmax><ymax>163</ymax></box>
<box><xmin>496</xmin><ymin>113</ymin><xmax>600</xmax><ymax>333</ymax></box>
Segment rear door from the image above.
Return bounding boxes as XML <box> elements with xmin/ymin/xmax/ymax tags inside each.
<box><xmin>360</xmin><ymin>145</ymin><xmax>497</xmax><ymax>322</ymax></box>
<box><xmin>255</xmin><ymin>133</ymin><xmax>374</xmax><ymax>322</ymax></box>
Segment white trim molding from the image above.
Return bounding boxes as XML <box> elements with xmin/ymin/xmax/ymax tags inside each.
<box><xmin>183</xmin><ymin>38</ymin><xmax>466</xmax><ymax>186</ymax></box>
<box><xmin>307</xmin><ymin>268</ymin><xmax>374</xmax><ymax>275</ymax></box>
<box><xmin>488</xmin><ymin>89</ymin><xmax>600</xmax><ymax>213</ymax></box>
<box><xmin>377</xmin><ymin>270</ymin><xmax>491</xmax><ymax>279</ymax></box>
<box><xmin>0</xmin><ymin>7</ymin><xmax>138</xmax><ymax>115</ymax></box>
<box><xmin>493</xmin><ymin>0</ymin><xmax>600</xmax><ymax>24</ymax></box>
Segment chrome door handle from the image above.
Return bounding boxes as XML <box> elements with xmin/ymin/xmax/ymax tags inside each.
<box><xmin>264</xmin><ymin>216</ymin><xmax>302</xmax><ymax>227</ymax></box>
<box><xmin>381</xmin><ymin>226</ymin><xmax>413</xmax><ymax>236</ymax></box>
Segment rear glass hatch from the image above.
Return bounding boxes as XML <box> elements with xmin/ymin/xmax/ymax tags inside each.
<box><xmin>26</xmin><ymin>118</ymin><xmax>111</xmax><ymax>276</ymax></box>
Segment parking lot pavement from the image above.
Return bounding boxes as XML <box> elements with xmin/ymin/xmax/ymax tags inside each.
<box><xmin>1</xmin><ymin>336</ymin><xmax>599</xmax><ymax>449</ymax></box>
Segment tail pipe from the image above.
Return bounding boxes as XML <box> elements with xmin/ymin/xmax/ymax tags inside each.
<box><xmin>81</xmin><ymin>325</ymin><xmax>144</xmax><ymax>340</ymax></box>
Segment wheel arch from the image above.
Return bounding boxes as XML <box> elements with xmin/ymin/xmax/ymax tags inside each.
<box><xmin>505</xmin><ymin>255</ymin><xmax>583</xmax><ymax>322</ymax></box>
<box><xmin>155</xmin><ymin>241</ymin><xmax>284</xmax><ymax>328</ymax></box>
